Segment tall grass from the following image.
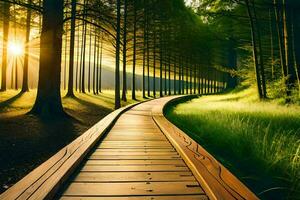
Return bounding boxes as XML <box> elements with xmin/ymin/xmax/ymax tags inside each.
<box><xmin>165</xmin><ymin>90</ymin><xmax>300</xmax><ymax>200</ymax></box>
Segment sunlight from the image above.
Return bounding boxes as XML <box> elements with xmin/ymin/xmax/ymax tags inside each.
<box><xmin>8</xmin><ymin>41</ymin><xmax>24</xmax><ymax>56</ymax></box>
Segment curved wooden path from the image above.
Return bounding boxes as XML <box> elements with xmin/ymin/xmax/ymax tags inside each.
<box><xmin>0</xmin><ymin>96</ymin><xmax>258</xmax><ymax>200</ymax></box>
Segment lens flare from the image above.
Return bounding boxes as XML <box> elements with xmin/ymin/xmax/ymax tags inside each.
<box><xmin>8</xmin><ymin>42</ymin><xmax>23</xmax><ymax>56</ymax></box>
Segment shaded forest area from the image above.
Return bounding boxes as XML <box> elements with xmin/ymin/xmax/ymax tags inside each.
<box><xmin>188</xmin><ymin>0</ymin><xmax>300</xmax><ymax>103</ymax></box>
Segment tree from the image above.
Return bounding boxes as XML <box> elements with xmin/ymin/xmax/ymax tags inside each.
<box><xmin>1</xmin><ymin>2</ymin><xmax>10</xmax><ymax>92</ymax></box>
<box><xmin>30</xmin><ymin>0</ymin><xmax>65</xmax><ymax>116</ymax></box>
<box><xmin>66</xmin><ymin>0</ymin><xmax>76</xmax><ymax>97</ymax></box>
<box><xmin>115</xmin><ymin>0</ymin><xmax>121</xmax><ymax>109</ymax></box>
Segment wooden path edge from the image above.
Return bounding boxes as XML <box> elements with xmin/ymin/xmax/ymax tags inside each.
<box><xmin>151</xmin><ymin>95</ymin><xmax>259</xmax><ymax>200</ymax></box>
<box><xmin>0</xmin><ymin>101</ymin><xmax>142</xmax><ymax>200</ymax></box>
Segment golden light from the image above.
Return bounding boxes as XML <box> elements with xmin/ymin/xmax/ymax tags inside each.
<box><xmin>8</xmin><ymin>41</ymin><xmax>24</xmax><ymax>56</ymax></box>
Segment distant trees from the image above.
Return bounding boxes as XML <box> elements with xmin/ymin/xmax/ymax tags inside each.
<box><xmin>191</xmin><ymin>0</ymin><xmax>300</xmax><ymax>101</ymax></box>
<box><xmin>0</xmin><ymin>0</ymin><xmax>231</xmax><ymax>115</ymax></box>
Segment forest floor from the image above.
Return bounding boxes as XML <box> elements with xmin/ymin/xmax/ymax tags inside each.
<box><xmin>165</xmin><ymin>87</ymin><xmax>300</xmax><ymax>200</ymax></box>
<box><xmin>0</xmin><ymin>90</ymin><xmax>143</xmax><ymax>193</ymax></box>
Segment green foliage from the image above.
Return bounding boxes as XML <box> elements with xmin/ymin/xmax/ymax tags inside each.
<box><xmin>165</xmin><ymin>92</ymin><xmax>300</xmax><ymax>200</ymax></box>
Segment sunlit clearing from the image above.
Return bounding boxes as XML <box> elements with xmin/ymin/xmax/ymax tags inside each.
<box><xmin>8</xmin><ymin>41</ymin><xmax>24</xmax><ymax>56</ymax></box>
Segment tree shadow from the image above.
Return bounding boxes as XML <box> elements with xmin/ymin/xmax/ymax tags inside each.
<box><xmin>0</xmin><ymin>92</ymin><xmax>24</xmax><ymax>110</ymax></box>
<box><xmin>63</xmin><ymin>95</ymin><xmax>113</xmax><ymax>126</ymax></box>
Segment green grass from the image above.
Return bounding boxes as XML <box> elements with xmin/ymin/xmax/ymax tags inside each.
<box><xmin>165</xmin><ymin>88</ymin><xmax>300</xmax><ymax>200</ymax></box>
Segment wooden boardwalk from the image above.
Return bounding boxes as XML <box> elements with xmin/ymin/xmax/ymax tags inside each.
<box><xmin>59</xmin><ymin>101</ymin><xmax>208</xmax><ymax>199</ymax></box>
<box><xmin>0</xmin><ymin>96</ymin><xmax>258</xmax><ymax>200</ymax></box>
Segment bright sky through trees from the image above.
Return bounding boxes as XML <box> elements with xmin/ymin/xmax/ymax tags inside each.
<box><xmin>8</xmin><ymin>42</ymin><xmax>23</xmax><ymax>56</ymax></box>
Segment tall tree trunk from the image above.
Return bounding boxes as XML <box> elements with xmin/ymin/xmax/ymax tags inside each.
<box><xmin>153</xmin><ymin>30</ymin><xmax>156</xmax><ymax>98</ymax></box>
<box><xmin>159</xmin><ymin>32</ymin><xmax>163</xmax><ymax>97</ymax></box>
<box><xmin>22</xmin><ymin>0</ymin><xmax>31</xmax><ymax>92</ymax></box>
<box><xmin>251</xmin><ymin>0</ymin><xmax>267</xmax><ymax>98</ymax></box>
<box><xmin>142</xmin><ymin>4</ymin><xmax>146</xmax><ymax>98</ymax></box>
<box><xmin>115</xmin><ymin>0</ymin><xmax>121</xmax><ymax>109</ymax></box>
<box><xmin>274</xmin><ymin>0</ymin><xmax>289</xmax><ymax>94</ymax></box>
<box><xmin>66</xmin><ymin>0</ymin><xmax>76</xmax><ymax>97</ymax></box>
<box><xmin>122</xmin><ymin>0</ymin><xmax>128</xmax><ymax>101</ymax></box>
<box><xmin>88</xmin><ymin>24</ymin><xmax>92</xmax><ymax>93</ymax></box>
<box><xmin>174</xmin><ymin>59</ymin><xmax>177</xmax><ymax>95</ymax></box>
<box><xmin>30</xmin><ymin>0</ymin><xmax>64</xmax><ymax>116</ymax></box>
<box><xmin>132</xmin><ymin>0</ymin><xmax>137</xmax><ymax>100</ymax></box>
<box><xmin>99</xmin><ymin>33</ymin><xmax>103</xmax><ymax>93</ymax></box>
<box><xmin>283</xmin><ymin>0</ymin><xmax>296</xmax><ymax>100</ymax></box>
<box><xmin>81</xmin><ymin>0</ymin><xmax>87</xmax><ymax>93</ymax></box>
<box><xmin>269</xmin><ymin>8</ymin><xmax>275</xmax><ymax>79</ymax></box>
<box><xmin>75</xmin><ymin>19</ymin><xmax>80</xmax><ymax>91</ymax></box>
<box><xmin>63</xmin><ymin>22</ymin><xmax>68</xmax><ymax>90</ymax></box>
<box><xmin>93</xmin><ymin>27</ymin><xmax>97</xmax><ymax>95</ymax></box>
<box><xmin>245</xmin><ymin>0</ymin><xmax>263</xmax><ymax>99</ymax></box>
<box><xmin>168</xmin><ymin>53</ymin><xmax>171</xmax><ymax>95</ymax></box>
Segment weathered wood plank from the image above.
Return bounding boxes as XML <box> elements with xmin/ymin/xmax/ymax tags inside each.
<box><xmin>80</xmin><ymin>165</ymin><xmax>189</xmax><ymax>172</ymax></box>
<box><xmin>92</xmin><ymin>152</ymin><xmax>178</xmax><ymax>156</ymax></box>
<box><xmin>84</xmin><ymin>159</ymin><xmax>185</xmax><ymax>165</ymax></box>
<box><xmin>60</xmin><ymin>195</ymin><xmax>208</xmax><ymax>200</ymax></box>
<box><xmin>89</xmin><ymin>155</ymin><xmax>181</xmax><ymax>160</ymax></box>
<box><xmin>72</xmin><ymin>171</ymin><xmax>195</xmax><ymax>182</ymax></box>
<box><xmin>94</xmin><ymin>148</ymin><xmax>175</xmax><ymax>152</ymax></box>
<box><xmin>62</xmin><ymin>182</ymin><xmax>204</xmax><ymax>196</ymax></box>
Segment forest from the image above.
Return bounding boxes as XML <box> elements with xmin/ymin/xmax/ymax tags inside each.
<box><xmin>0</xmin><ymin>0</ymin><xmax>299</xmax><ymax>199</ymax></box>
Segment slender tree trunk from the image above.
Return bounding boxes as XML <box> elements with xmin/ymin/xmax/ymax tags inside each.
<box><xmin>115</xmin><ymin>0</ymin><xmax>121</xmax><ymax>109</ymax></box>
<box><xmin>95</xmin><ymin>31</ymin><xmax>99</xmax><ymax>94</ymax></box>
<box><xmin>99</xmin><ymin>33</ymin><xmax>103</xmax><ymax>93</ymax></box>
<box><xmin>153</xmin><ymin>30</ymin><xmax>156</xmax><ymax>98</ymax></box>
<box><xmin>283</xmin><ymin>0</ymin><xmax>296</xmax><ymax>100</ymax></box>
<box><xmin>251</xmin><ymin>0</ymin><xmax>267</xmax><ymax>98</ymax></box>
<box><xmin>21</xmin><ymin>0</ymin><xmax>31</xmax><ymax>92</ymax></box>
<box><xmin>64</xmin><ymin>22</ymin><xmax>68</xmax><ymax>90</ymax></box>
<box><xmin>88</xmin><ymin>24</ymin><xmax>92</xmax><ymax>93</ymax></box>
<box><xmin>269</xmin><ymin>8</ymin><xmax>275</xmax><ymax>79</ymax></box>
<box><xmin>274</xmin><ymin>0</ymin><xmax>289</xmax><ymax>96</ymax></box>
<box><xmin>159</xmin><ymin>33</ymin><xmax>163</xmax><ymax>97</ymax></box>
<box><xmin>132</xmin><ymin>0</ymin><xmax>137</xmax><ymax>100</ymax></box>
<box><xmin>122</xmin><ymin>0</ymin><xmax>128</xmax><ymax>101</ymax></box>
<box><xmin>66</xmin><ymin>0</ymin><xmax>76</xmax><ymax>97</ymax></box>
<box><xmin>168</xmin><ymin>53</ymin><xmax>171</xmax><ymax>95</ymax></box>
<box><xmin>174</xmin><ymin>57</ymin><xmax>177</xmax><ymax>95</ymax></box>
<box><xmin>245</xmin><ymin>0</ymin><xmax>263</xmax><ymax>99</ymax></box>
<box><xmin>93</xmin><ymin>27</ymin><xmax>97</xmax><ymax>95</ymax></box>
<box><xmin>75</xmin><ymin>20</ymin><xmax>80</xmax><ymax>91</ymax></box>
<box><xmin>81</xmin><ymin>0</ymin><xmax>87</xmax><ymax>93</ymax></box>
<box><xmin>142</xmin><ymin>5</ymin><xmax>146</xmax><ymax>98</ymax></box>
<box><xmin>30</xmin><ymin>0</ymin><xmax>65</xmax><ymax>116</ymax></box>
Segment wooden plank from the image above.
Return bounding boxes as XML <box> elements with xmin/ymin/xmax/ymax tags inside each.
<box><xmin>98</xmin><ymin>145</ymin><xmax>173</xmax><ymax>149</ymax></box>
<box><xmin>94</xmin><ymin>148</ymin><xmax>175</xmax><ymax>152</ymax></box>
<box><xmin>92</xmin><ymin>152</ymin><xmax>178</xmax><ymax>156</ymax></box>
<box><xmin>85</xmin><ymin>159</ymin><xmax>185</xmax><ymax>165</ymax></box>
<box><xmin>62</xmin><ymin>182</ymin><xmax>204</xmax><ymax>196</ymax></box>
<box><xmin>72</xmin><ymin>171</ymin><xmax>195</xmax><ymax>182</ymax></box>
<box><xmin>60</xmin><ymin>195</ymin><xmax>208</xmax><ymax>200</ymax></box>
<box><xmin>103</xmin><ymin>137</ymin><xmax>165</xmax><ymax>141</ymax></box>
<box><xmin>89</xmin><ymin>155</ymin><xmax>181</xmax><ymax>160</ymax></box>
<box><xmin>99</xmin><ymin>141</ymin><xmax>170</xmax><ymax>145</ymax></box>
<box><xmin>80</xmin><ymin>165</ymin><xmax>189</xmax><ymax>172</ymax></box>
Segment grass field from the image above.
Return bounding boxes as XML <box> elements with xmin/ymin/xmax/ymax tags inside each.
<box><xmin>0</xmin><ymin>89</ymin><xmax>144</xmax><ymax>193</ymax></box>
<box><xmin>165</xmin><ymin>88</ymin><xmax>300</xmax><ymax>200</ymax></box>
